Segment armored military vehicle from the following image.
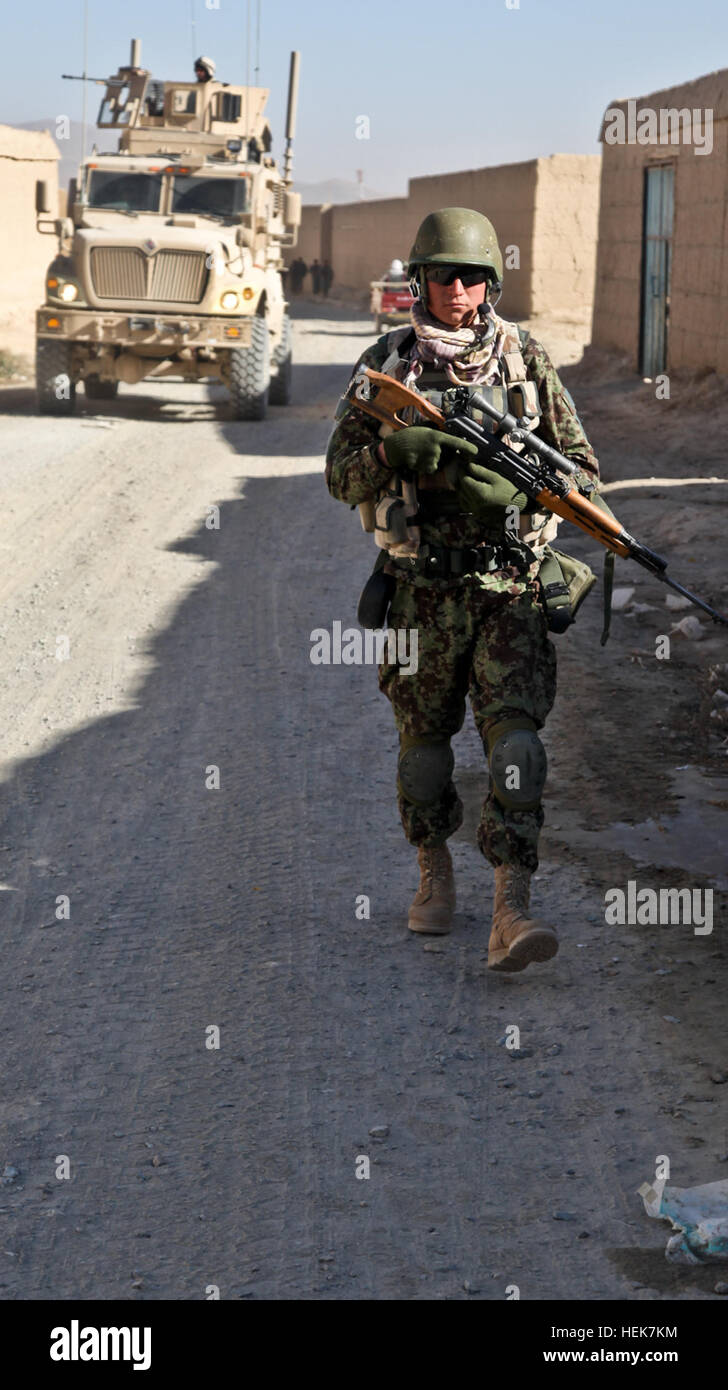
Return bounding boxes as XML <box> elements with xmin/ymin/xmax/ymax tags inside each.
<box><xmin>35</xmin><ymin>40</ymin><xmax>301</xmax><ymax>419</ymax></box>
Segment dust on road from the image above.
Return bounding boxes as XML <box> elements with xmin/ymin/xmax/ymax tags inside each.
<box><xmin>0</xmin><ymin>303</ymin><xmax>725</xmax><ymax>1300</ymax></box>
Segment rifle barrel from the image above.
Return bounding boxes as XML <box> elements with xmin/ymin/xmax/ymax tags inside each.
<box><xmin>658</xmin><ymin>573</ymin><xmax>728</xmax><ymax>626</ymax></box>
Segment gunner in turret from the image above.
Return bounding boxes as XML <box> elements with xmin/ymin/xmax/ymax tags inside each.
<box><xmin>194</xmin><ymin>56</ymin><xmax>216</xmax><ymax>83</ymax></box>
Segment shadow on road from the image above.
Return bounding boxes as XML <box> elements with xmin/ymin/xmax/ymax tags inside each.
<box><xmin>0</xmin><ymin>462</ymin><xmax>403</xmax><ymax>1300</ymax></box>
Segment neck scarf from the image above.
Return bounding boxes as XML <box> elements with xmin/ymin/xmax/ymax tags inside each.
<box><xmin>407</xmin><ymin>299</ymin><xmax>507</xmax><ymax>386</ymax></box>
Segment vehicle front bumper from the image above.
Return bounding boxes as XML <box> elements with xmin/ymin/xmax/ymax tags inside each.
<box><xmin>36</xmin><ymin>308</ymin><xmax>253</xmax><ymax>349</ymax></box>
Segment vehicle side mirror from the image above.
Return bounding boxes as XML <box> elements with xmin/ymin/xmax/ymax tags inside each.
<box><xmin>67</xmin><ymin>177</ymin><xmax>78</xmax><ymax>208</ymax></box>
<box><xmin>36</xmin><ymin>179</ymin><xmax>52</xmax><ymax>215</ymax></box>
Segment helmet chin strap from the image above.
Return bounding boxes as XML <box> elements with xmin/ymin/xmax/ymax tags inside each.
<box><xmin>409</xmin><ymin>270</ymin><xmax>424</xmax><ymax>307</ymax></box>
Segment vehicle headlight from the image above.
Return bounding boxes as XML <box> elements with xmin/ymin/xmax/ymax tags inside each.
<box><xmin>60</xmin><ymin>283</ymin><xmax>79</xmax><ymax>302</ymax></box>
<box><xmin>220</xmin><ymin>291</ymin><xmax>240</xmax><ymax>310</ymax></box>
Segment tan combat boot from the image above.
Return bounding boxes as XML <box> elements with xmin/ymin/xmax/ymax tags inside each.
<box><xmin>408</xmin><ymin>844</ymin><xmax>456</xmax><ymax>935</ymax></box>
<box><xmin>488</xmin><ymin>864</ymin><xmax>558</xmax><ymax>972</ymax></box>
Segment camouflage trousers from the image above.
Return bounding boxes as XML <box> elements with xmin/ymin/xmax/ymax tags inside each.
<box><xmin>378</xmin><ymin>568</ymin><xmax>557</xmax><ymax>871</ymax></box>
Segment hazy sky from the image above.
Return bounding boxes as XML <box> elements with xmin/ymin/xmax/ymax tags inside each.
<box><xmin>2</xmin><ymin>0</ymin><xmax>727</xmax><ymax>191</ymax></box>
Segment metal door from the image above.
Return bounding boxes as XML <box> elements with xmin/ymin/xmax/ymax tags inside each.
<box><xmin>640</xmin><ymin>165</ymin><xmax>674</xmax><ymax>376</ymax></box>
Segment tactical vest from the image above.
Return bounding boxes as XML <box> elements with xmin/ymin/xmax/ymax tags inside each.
<box><xmin>361</xmin><ymin>318</ymin><xmax>561</xmax><ymax>560</ymax></box>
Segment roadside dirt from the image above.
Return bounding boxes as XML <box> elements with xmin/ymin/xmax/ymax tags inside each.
<box><xmin>0</xmin><ymin>301</ymin><xmax>725</xmax><ymax>1301</ymax></box>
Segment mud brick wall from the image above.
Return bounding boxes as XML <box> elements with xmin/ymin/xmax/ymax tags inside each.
<box><xmin>592</xmin><ymin>68</ymin><xmax>728</xmax><ymax>372</ymax></box>
<box><xmin>297</xmin><ymin>154</ymin><xmax>600</xmax><ymax>325</ymax></box>
<box><xmin>0</xmin><ymin>125</ymin><xmax>59</xmax><ymax>353</ymax></box>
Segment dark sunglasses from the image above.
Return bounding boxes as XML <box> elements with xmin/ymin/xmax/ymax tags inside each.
<box><xmin>426</xmin><ymin>264</ymin><xmax>487</xmax><ymax>287</ymax></box>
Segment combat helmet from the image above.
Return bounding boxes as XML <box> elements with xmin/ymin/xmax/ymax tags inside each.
<box><xmin>408</xmin><ymin>207</ymin><xmax>503</xmax><ymax>305</ymax></box>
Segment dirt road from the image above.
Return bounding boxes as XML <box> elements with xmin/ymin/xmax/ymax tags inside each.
<box><xmin>0</xmin><ymin>304</ymin><xmax>726</xmax><ymax>1300</ymax></box>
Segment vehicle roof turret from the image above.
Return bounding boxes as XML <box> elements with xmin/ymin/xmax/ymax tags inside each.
<box><xmin>96</xmin><ymin>40</ymin><xmax>273</xmax><ymax>163</ymax></box>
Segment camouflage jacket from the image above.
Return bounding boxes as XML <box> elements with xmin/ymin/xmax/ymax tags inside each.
<box><xmin>325</xmin><ymin>325</ymin><xmax>600</xmax><ymax>552</ymax></box>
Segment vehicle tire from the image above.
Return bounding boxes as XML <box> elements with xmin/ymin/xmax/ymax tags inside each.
<box><xmin>85</xmin><ymin>376</ymin><xmax>119</xmax><ymax>400</ymax></box>
<box><xmin>269</xmin><ymin>314</ymin><xmax>292</xmax><ymax>406</ymax></box>
<box><xmin>36</xmin><ymin>339</ymin><xmax>76</xmax><ymax>415</ymax></box>
<box><xmin>229</xmin><ymin>316</ymin><xmax>270</xmax><ymax>420</ymax></box>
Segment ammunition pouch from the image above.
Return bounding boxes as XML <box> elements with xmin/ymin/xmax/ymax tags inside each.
<box><xmin>373</xmin><ymin>472</ymin><xmax>420</xmax><ymax>559</ymax></box>
<box><xmin>538</xmin><ymin>546</ymin><xmax>597</xmax><ymax>633</ymax></box>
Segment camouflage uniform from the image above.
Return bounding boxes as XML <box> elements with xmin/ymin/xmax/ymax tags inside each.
<box><xmin>325</xmin><ymin>325</ymin><xmax>599</xmax><ymax>872</ymax></box>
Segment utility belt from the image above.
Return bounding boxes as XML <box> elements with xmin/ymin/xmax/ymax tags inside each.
<box><xmin>391</xmin><ymin>540</ymin><xmax>515</xmax><ymax>580</ymax></box>
<box><xmin>356</xmin><ymin>540</ymin><xmax>526</xmax><ymax>629</ymax></box>
<box><xmin>356</xmin><ymin>538</ymin><xmax>599</xmax><ymax>635</ymax></box>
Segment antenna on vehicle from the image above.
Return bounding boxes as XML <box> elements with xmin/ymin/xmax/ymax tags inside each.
<box><xmin>244</xmin><ymin>0</ymin><xmax>251</xmax><ymax>144</ymax></box>
<box><xmin>189</xmin><ymin>0</ymin><xmax>197</xmax><ymax>65</ymax></box>
<box><xmin>283</xmin><ymin>50</ymin><xmax>300</xmax><ymax>186</ymax></box>
<box><xmin>81</xmin><ymin>0</ymin><xmax>88</xmax><ymax>162</ymax></box>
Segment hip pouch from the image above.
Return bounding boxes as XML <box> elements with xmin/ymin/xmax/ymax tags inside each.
<box><xmin>538</xmin><ymin>545</ymin><xmax>597</xmax><ymax>633</ymax></box>
<box><xmin>357</xmin><ymin>551</ymin><xmax>397</xmax><ymax>629</ymax></box>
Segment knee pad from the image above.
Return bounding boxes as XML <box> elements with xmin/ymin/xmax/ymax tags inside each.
<box><xmin>487</xmin><ymin>717</ymin><xmax>547</xmax><ymax>812</ymax></box>
<box><xmin>398</xmin><ymin>736</ymin><xmax>454</xmax><ymax>807</ymax></box>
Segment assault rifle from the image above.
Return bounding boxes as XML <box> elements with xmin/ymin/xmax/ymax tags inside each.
<box><xmin>345</xmin><ymin>366</ymin><xmax>728</xmax><ymax>630</ymax></box>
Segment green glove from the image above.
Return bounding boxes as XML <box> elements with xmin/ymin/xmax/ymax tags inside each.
<box><xmin>446</xmin><ymin>458</ymin><xmax>529</xmax><ymax>514</ymax></box>
<box><xmin>382</xmin><ymin>426</ymin><xmax>479</xmax><ymax>476</ymax></box>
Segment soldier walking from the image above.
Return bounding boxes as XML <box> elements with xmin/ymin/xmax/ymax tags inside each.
<box><xmin>289</xmin><ymin>256</ymin><xmax>308</xmax><ymax>295</ymax></box>
<box><xmin>326</xmin><ymin>208</ymin><xmax>600</xmax><ymax>971</ymax></box>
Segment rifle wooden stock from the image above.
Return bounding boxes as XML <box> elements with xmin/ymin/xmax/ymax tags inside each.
<box><xmin>346</xmin><ymin>367</ymin><xmax>444</xmax><ymax>429</ymax></box>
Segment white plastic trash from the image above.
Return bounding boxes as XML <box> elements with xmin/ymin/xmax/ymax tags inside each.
<box><xmin>639</xmin><ymin>1177</ymin><xmax>728</xmax><ymax>1264</ymax></box>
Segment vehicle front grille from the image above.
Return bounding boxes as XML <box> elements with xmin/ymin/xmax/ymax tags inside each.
<box><xmin>89</xmin><ymin>247</ymin><xmax>208</xmax><ymax>303</ymax></box>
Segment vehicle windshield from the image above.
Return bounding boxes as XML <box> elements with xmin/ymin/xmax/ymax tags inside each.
<box><xmin>171</xmin><ymin>175</ymin><xmax>248</xmax><ymax>220</ymax></box>
<box><xmin>87</xmin><ymin>170</ymin><xmax>163</xmax><ymax>213</ymax></box>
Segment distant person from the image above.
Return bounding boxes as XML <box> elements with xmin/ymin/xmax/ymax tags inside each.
<box><xmin>383</xmin><ymin>257</ymin><xmax>407</xmax><ymax>283</ymax></box>
<box><xmin>289</xmin><ymin>257</ymin><xmax>307</xmax><ymax>295</ymax></box>
<box><xmin>321</xmin><ymin>261</ymin><xmax>334</xmax><ymax>297</ymax></box>
<box><xmin>310</xmin><ymin>259</ymin><xmax>322</xmax><ymax>295</ymax></box>
<box><xmin>194</xmin><ymin>56</ymin><xmax>216</xmax><ymax>83</ymax></box>
<box><xmin>144</xmin><ymin>81</ymin><xmax>165</xmax><ymax>117</ymax></box>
